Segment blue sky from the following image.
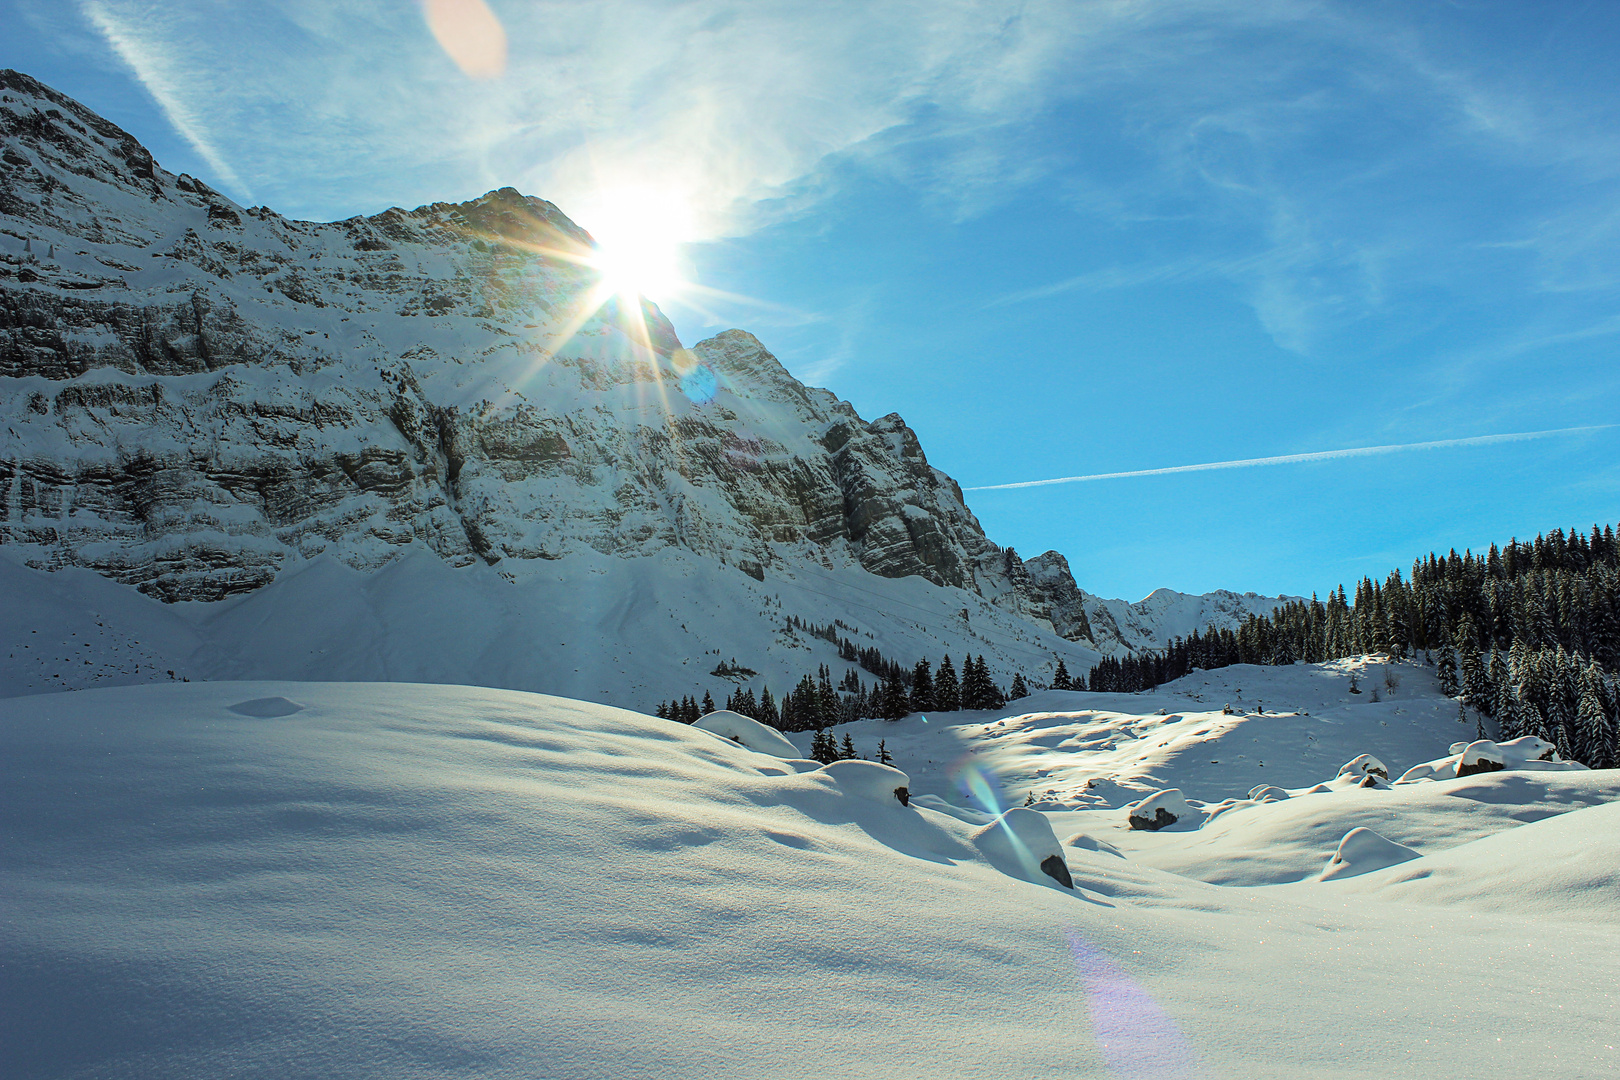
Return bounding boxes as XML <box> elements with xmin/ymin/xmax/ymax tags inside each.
<box><xmin>5</xmin><ymin>0</ymin><xmax>1618</xmax><ymax>600</ymax></box>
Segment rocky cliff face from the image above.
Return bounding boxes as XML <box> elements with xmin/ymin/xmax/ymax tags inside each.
<box><xmin>0</xmin><ymin>70</ymin><xmax>1084</xmax><ymax>637</ymax></box>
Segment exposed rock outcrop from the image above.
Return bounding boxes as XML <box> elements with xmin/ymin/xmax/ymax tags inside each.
<box><xmin>0</xmin><ymin>70</ymin><xmax>1092</xmax><ymax>624</ymax></box>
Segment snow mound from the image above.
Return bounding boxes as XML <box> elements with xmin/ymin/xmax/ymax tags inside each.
<box><xmin>1247</xmin><ymin>784</ymin><xmax>1290</xmax><ymax>802</ymax></box>
<box><xmin>1064</xmin><ymin>832</ymin><xmax>1125</xmax><ymax>859</ymax></box>
<box><xmin>1339</xmin><ymin>800</ymin><xmax>1620</xmax><ymax>921</ymax></box>
<box><xmin>971</xmin><ymin>807</ymin><xmax>1073</xmax><ymax>888</ymax></box>
<box><xmin>1320</xmin><ymin>827</ymin><xmax>1421</xmax><ymax>881</ymax></box>
<box><xmin>693</xmin><ymin>710</ymin><xmax>801</xmax><ymax>759</ymax></box>
<box><xmin>818</xmin><ymin>758</ymin><xmax>911</xmax><ymax>806</ymax></box>
<box><xmin>1337</xmin><ymin>754</ymin><xmax>1388</xmax><ymax>781</ymax></box>
<box><xmin>1126</xmin><ymin>789</ymin><xmax>1192</xmax><ymax>831</ymax></box>
<box><xmin>226</xmin><ymin>696</ymin><xmax>304</xmax><ymax>718</ymax></box>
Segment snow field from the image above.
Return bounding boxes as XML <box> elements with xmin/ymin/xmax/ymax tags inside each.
<box><xmin>3</xmin><ymin>670</ymin><xmax>1619</xmax><ymax>1078</ymax></box>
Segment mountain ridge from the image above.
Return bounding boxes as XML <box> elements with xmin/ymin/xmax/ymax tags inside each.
<box><xmin>1</xmin><ymin>69</ymin><xmax>1282</xmax><ymax>703</ymax></box>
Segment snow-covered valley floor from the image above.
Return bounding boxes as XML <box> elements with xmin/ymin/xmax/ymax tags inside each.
<box><xmin>3</xmin><ymin>659</ymin><xmax>1617</xmax><ymax>1078</ymax></box>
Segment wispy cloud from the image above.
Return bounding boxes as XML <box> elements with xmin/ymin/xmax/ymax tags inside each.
<box><xmin>965</xmin><ymin>426</ymin><xmax>1615</xmax><ymax>491</ymax></box>
<box><xmin>80</xmin><ymin>1</ymin><xmax>252</xmax><ymax>201</ymax></box>
<box><xmin>63</xmin><ymin>0</ymin><xmax>1620</xmax><ymax>367</ymax></box>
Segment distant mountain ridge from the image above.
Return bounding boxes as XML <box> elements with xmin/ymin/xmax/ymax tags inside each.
<box><xmin>0</xmin><ymin>69</ymin><xmax>1278</xmax><ymax>702</ymax></box>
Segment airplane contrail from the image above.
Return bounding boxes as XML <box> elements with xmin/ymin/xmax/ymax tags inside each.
<box><xmin>963</xmin><ymin>425</ymin><xmax>1615</xmax><ymax>491</ymax></box>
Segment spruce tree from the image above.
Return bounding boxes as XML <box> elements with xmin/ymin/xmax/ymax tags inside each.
<box><xmin>656</xmin><ymin>701</ymin><xmax>670</xmax><ymax>720</ymax></box>
<box><xmin>702</xmin><ymin>690</ymin><xmax>716</xmax><ymax>715</ymax></box>
<box><xmin>1484</xmin><ymin>650</ymin><xmax>1509</xmax><ymax>717</ymax></box>
<box><xmin>877</xmin><ymin>673</ymin><xmax>906</xmax><ymax>720</ymax></box>
<box><xmin>876</xmin><ymin>739</ymin><xmax>893</xmax><ymax>766</ymax></box>
<box><xmin>1462</xmin><ymin>651</ymin><xmax>1486</xmax><ymax>705</ymax></box>
<box><xmin>840</xmin><ymin>733</ymin><xmax>858</xmax><ymax>760</ymax></box>
<box><xmin>1496</xmin><ymin>693</ymin><xmax>1521</xmax><ymax>741</ymax></box>
<box><xmin>910</xmin><ymin>659</ymin><xmax>935</xmax><ymax>713</ymax></box>
<box><xmin>1009</xmin><ymin>673</ymin><xmax>1029</xmax><ymax>700</ymax></box>
<box><xmin>810</xmin><ymin>729</ymin><xmax>839</xmax><ymax>764</ymax></box>
<box><xmin>1437</xmin><ymin>643</ymin><xmax>1459</xmax><ymax>697</ymax></box>
<box><xmin>759</xmin><ymin>686</ymin><xmax>779</xmax><ymax>725</ymax></box>
<box><xmin>959</xmin><ymin>655</ymin><xmax>986</xmax><ymax>710</ymax></box>
<box><xmin>1576</xmin><ymin>668</ymin><xmax>1609</xmax><ymax>767</ymax></box>
<box><xmin>934</xmin><ymin>655</ymin><xmax>961</xmax><ymax>711</ymax></box>
<box><xmin>1052</xmin><ymin>659</ymin><xmax>1072</xmax><ymax>691</ymax></box>
<box><xmin>978</xmin><ymin>656</ymin><xmax>1007</xmax><ymax>709</ymax></box>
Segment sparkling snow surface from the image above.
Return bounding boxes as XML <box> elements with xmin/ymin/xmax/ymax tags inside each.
<box><xmin>3</xmin><ymin>657</ymin><xmax>1617</xmax><ymax>1078</ymax></box>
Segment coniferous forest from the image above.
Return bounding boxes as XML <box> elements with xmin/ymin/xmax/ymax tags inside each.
<box><xmin>1089</xmin><ymin>524</ymin><xmax>1620</xmax><ymax>768</ymax></box>
<box><xmin>659</xmin><ymin>523</ymin><xmax>1620</xmax><ymax>771</ymax></box>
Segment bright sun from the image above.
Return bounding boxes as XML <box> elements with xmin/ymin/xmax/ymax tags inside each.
<box><xmin>581</xmin><ymin>186</ymin><xmax>694</xmax><ymax>301</ymax></box>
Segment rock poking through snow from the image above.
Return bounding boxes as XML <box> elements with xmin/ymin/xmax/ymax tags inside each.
<box><xmin>1127</xmin><ymin>789</ymin><xmax>1192</xmax><ymax>831</ymax></box>
<box><xmin>819</xmin><ymin>759</ymin><xmax>911</xmax><ymax>806</ymax></box>
<box><xmin>1456</xmin><ymin>740</ymin><xmax>1507</xmax><ymax>778</ymax></box>
<box><xmin>1320</xmin><ymin>827</ymin><xmax>1421</xmax><ymax>881</ymax></box>
<box><xmin>971</xmin><ymin>807</ymin><xmax>1072</xmax><ymax>887</ymax></box>
<box><xmin>693</xmin><ymin>710</ymin><xmax>801</xmax><ymax>759</ymax></box>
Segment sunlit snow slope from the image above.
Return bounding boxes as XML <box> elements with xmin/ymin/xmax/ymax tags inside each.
<box><xmin>3</xmin><ymin>659</ymin><xmax>1617</xmax><ymax>1079</ymax></box>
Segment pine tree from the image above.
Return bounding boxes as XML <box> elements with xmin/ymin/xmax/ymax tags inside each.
<box><xmin>810</xmin><ymin>729</ymin><xmax>839</xmax><ymax>764</ymax></box>
<box><xmin>1522</xmin><ymin>700</ymin><xmax>1553</xmax><ymax>746</ymax></box>
<box><xmin>1576</xmin><ymin>667</ymin><xmax>1609</xmax><ymax>767</ymax></box>
<box><xmin>701</xmin><ymin>690</ymin><xmax>716</xmax><ymax>715</ymax></box>
<box><xmin>1484</xmin><ymin>650</ymin><xmax>1509</xmax><ymax>717</ymax></box>
<box><xmin>880</xmin><ymin>672</ymin><xmax>910</xmax><ymax>720</ymax></box>
<box><xmin>759</xmin><ymin>686</ymin><xmax>778</xmax><ymax>725</ymax></box>
<box><xmin>978</xmin><ymin>656</ymin><xmax>1007</xmax><ymax>709</ymax></box>
<box><xmin>910</xmin><ymin>659</ymin><xmax>935</xmax><ymax>713</ymax></box>
<box><xmin>840</xmin><ymin>733</ymin><xmax>858</xmax><ymax>760</ymax></box>
<box><xmin>1496</xmin><ymin>692</ymin><xmax>1521</xmax><ymax>741</ymax></box>
<box><xmin>1009</xmin><ymin>672</ymin><xmax>1029</xmax><ymax>700</ymax></box>
<box><xmin>876</xmin><ymin>739</ymin><xmax>893</xmax><ymax>766</ymax></box>
<box><xmin>959</xmin><ymin>655</ymin><xmax>986</xmax><ymax>710</ymax></box>
<box><xmin>1052</xmin><ymin>659</ymin><xmax>1072</xmax><ymax>691</ymax></box>
<box><xmin>656</xmin><ymin>701</ymin><xmax>670</xmax><ymax>720</ymax></box>
<box><xmin>1437</xmin><ymin>642</ymin><xmax>1459</xmax><ymax>697</ymax></box>
<box><xmin>934</xmin><ymin>655</ymin><xmax>960</xmax><ymax>712</ymax></box>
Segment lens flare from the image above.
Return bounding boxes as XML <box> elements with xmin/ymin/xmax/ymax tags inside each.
<box><xmin>679</xmin><ymin>363</ymin><xmax>718</xmax><ymax>404</ymax></box>
<box><xmin>421</xmin><ymin>0</ymin><xmax>507</xmax><ymax>80</ymax></box>
<box><xmin>955</xmin><ymin>761</ymin><xmax>1006</xmax><ymax>818</ymax></box>
<box><xmin>1066</xmin><ymin>930</ymin><xmax>1204</xmax><ymax>1079</ymax></box>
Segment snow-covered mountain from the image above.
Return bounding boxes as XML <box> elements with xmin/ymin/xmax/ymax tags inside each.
<box><xmin>1078</xmin><ymin>585</ymin><xmax>1294</xmax><ymax>654</ymax></box>
<box><xmin>0</xmin><ymin>70</ymin><xmax>1281</xmax><ymax>704</ymax></box>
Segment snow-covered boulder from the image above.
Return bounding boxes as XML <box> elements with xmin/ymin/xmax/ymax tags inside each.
<box><xmin>1127</xmin><ymin>789</ymin><xmax>1192</xmax><ymax>831</ymax></box>
<box><xmin>1498</xmin><ymin>736</ymin><xmax>1558</xmax><ymax>765</ymax></box>
<box><xmin>1456</xmin><ymin>740</ymin><xmax>1506</xmax><ymax>778</ymax></box>
<box><xmin>1396</xmin><ymin>737</ymin><xmax>1586</xmax><ymax>784</ymax></box>
<box><xmin>693</xmin><ymin>711</ymin><xmax>800</xmax><ymax>759</ymax></box>
<box><xmin>972</xmin><ymin>807</ymin><xmax>1073</xmax><ymax>888</ymax></box>
<box><xmin>1337</xmin><ymin>754</ymin><xmax>1388</xmax><ymax>782</ymax></box>
<box><xmin>1320</xmin><ymin>827</ymin><xmax>1421</xmax><ymax>881</ymax></box>
<box><xmin>818</xmin><ymin>759</ymin><xmax>911</xmax><ymax>806</ymax></box>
